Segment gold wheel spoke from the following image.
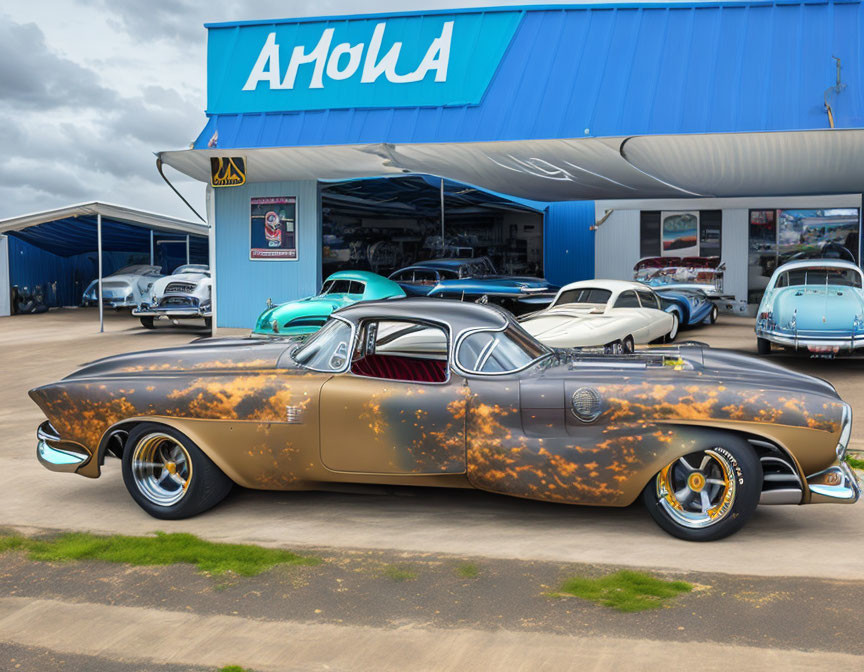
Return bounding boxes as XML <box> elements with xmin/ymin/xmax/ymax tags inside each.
<box><xmin>706</xmin><ymin>478</ymin><xmax>726</xmax><ymax>486</ymax></box>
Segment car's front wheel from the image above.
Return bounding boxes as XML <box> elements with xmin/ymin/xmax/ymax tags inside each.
<box><xmin>642</xmin><ymin>435</ymin><xmax>761</xmax><ymax>541</ymax></box>
<box><xmin>139</xmin><ymin>316</ymin><xmax>155</xmax><ymax>329</ymax></box>
<box><xmin>121</xmin><ymin>423</ymin><xmax>233</xmax><ymax>519</ymax></box>
<box><xmin>757</xmin><ymin>337</ymin><xmax>772</xmax><ymax>355</ymax></box>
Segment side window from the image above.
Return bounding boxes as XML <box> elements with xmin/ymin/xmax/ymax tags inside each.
<box><xmin>413</xmin><ymin>270</ymin><xmax>438</xmax><ymax>285</ymax></box>
<box><xmin>351</xmin><ymin>320</ymin><xmax>449</xmax><ymax>383</ymax></box>
<box><xmin>348</xmin><ymin>281</ymin><xmax>365</xmax><ymax>295</ymax></box>
<box><xmin>457</xmin><ymin>326</ymin><xmax>547</xmax><ymax>374</ymax></box>
<box><xmin>614</xmin><ymin>291</ymin><xmax>640</xmax><ymax>308</ymax></box>
<box><xmin>391</xmin><ymin>270</ymin><xmax>413</xmax><ymax>283</ymax></box>
<box><xmin>636</xmin><ymin>290</ymin><xmax>659</xmax><ymax>309</ymax></box>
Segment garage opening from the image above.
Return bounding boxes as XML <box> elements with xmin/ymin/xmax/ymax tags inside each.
<box><xmin>320</xmin><ymin>176</ymin><xmax>544</xmax><ymax>281</ymax></box>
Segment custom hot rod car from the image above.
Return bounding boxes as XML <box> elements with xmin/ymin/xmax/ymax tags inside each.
<box><xmin>133</xmin><ymin>264</ymin><xmax>212</xmax><ymax>330</ymax></box>
<box><xmin>654</xmin><ymin>286</ymin><xmax>719</xmax><ymax>328</ymax></box>
<box><xmin>253</xmin><ymin>270</ymin><xmax>405</xmax><ymax>337</ymax></box>
<box><xmin>81</xmin><ymin>265</ymin><xmax>164</xmax><ymax>309</ymax></box>
<box><xmin>755</xmin><ymin>259</ymin><xmax>864</xmax><ymax>355</ymax></box>
<box><xmin>389</xmin><ymin>257</ymin><xmax>557</xmax><ymax>314</ymax></box>
<box><xmin>520</xmin><ymin>280</ymin><xmax>677</xmax><ymax>352</ymax></box>
<box><xmin>30</xmin><ymin>299</ymin><xmax>858</xmax><ymax>541</ymax></box>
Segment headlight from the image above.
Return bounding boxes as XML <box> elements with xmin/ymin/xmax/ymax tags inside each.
<box><xmin>837</xmin><ymin>403</ymin><xmax>853</xmax><ymax>460</ymax></box>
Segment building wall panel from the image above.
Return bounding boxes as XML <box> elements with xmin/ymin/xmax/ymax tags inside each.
<box><xmin>214</xmin><ymin>180</ymin><xmax>321</xmax><ymax>328</ymax></box>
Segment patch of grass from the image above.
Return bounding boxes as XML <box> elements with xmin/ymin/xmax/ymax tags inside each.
<box><xmin>218</xmin><ymin>667</ymin><xmax>253</xmax><ymax>672</ymax></box>
<box><xmin>0</xmin><ymin>531</ymin><xmax>318</xmax><ymax>577</ymax></box>
<box><xmin>382</xmin><ymin>564</ymin><xmax>417</xmax><ymax>582</ymax></box>
<box><xmin>455</xmin><ymin>562</ymin><xmax>480</xmax><ymax>579</ymax></box>
<box><xmin>554</xmin><ymin>570</ymin><xmax>692</xmax><ymax>612</ymax></box>
<box><xmin>845</xmin><ymin>454</ymin><xmax>864</xmax><ymax>470</ymax></box>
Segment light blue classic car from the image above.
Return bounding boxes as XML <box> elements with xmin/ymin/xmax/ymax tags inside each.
<box><xmin>755</xmin><ymin>259</ymin><xmax>864</xmax><ymax>355</ymax></box>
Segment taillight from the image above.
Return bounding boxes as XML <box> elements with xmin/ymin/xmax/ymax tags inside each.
<box><xmin>759</xmin><ymin>312</ymin><xmax>772</xmax><ymax>320</ymax></box>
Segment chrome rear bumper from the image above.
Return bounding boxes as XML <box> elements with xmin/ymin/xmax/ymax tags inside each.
<box><xmin>36</xmin><ymin>421</ymin><xmax>90</xmax><ymax>473</ymax></box>
<box><xmin>807</xmin><ymin>462</ymin><xmax>860</xmax><ymax>504</ymax></box>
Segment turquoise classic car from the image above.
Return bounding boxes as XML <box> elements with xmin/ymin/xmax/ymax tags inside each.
<box><xmin>755</xmin><ymin>259</ymin><xmax>864</xmax><ymax>355</ymax></box>
<box><xmin>253</xmin><ymin>270</ymin><xmax>405</xmax><ymax>336</ymax></box>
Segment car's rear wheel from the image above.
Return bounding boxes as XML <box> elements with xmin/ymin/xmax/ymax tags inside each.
<box><xmin>757</xmin><ymin>337</ymin><xmax>772</xmax><ymax>355</ymax></box>
<box><xmin>121</xmin><ymin>423</ymin><xmax>232</xmax><ymax>519</ymax></box>
<box><xmin>665</xmin><ymin>313</ymin><xmax>679</xmax><ymax>343</ymax></box>
<box><xmin>642</xmin><ymin>435</ymin><xmax>761</xmax><ymax>541</ymax></box>
<box><xmin>204</xmin><ymin>317</ymin><xmax>212</xmax><ymax>330</ymax></box>
<box><xmin>622</xmin><ymin>335</ymin><xmax>635</xmax><ymax>353</ymax></box>
<box><xmin>139</xmin><ymin>316</ymin><xmax>155</xmax><ymax>329</ymax></box>
<box><xmin>704</xmin><ymin>304</ymin><xmax>719</xmax><ymax>325</ymax></box>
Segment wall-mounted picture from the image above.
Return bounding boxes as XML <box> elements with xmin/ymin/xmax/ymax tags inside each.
<box><xmin>661</xmin><ymin>211</ymin><xmax>699</xmax><ymax>257</ymax></box>
<box><xmin>250</xmin><ymin>196</ymin><xmax>297</xmax><ymax>260</ymax></box>
<box><xmin>777</xmin><ymin>208</ymin><xmax>859</xmax><ymax>265</ymax></box>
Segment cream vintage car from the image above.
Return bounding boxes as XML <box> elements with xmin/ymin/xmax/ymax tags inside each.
<box><xmin>519</xmin><ymin>280</ymin><xmax>676</xmax><ymax>352</ymax></box>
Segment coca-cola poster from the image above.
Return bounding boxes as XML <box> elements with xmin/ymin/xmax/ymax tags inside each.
<box><xmin>250</xmin><ymin>197</ymin><xmax>297</xmax><ymax>260</ymax></box>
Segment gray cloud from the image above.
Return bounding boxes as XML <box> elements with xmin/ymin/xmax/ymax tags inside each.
<box><xmin>0</xmin><ymin>17</ymin><xmax>117</xmax><ymax>110</ymax></box>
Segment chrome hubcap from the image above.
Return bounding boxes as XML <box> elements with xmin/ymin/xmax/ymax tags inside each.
<box><xmin>131</xmin><ymin>433</ymin><xmax>192</xmax><ymax>506</ymax></box>
<box><xmin>656</xmin><ymin>449</ymin><xmax>736</xmax><ymax>528</ymax></box>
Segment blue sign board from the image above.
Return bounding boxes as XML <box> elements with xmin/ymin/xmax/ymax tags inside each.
<box><xmin>206</xmin><ymin>11</ymin><xmax>522</xmax><ymax>114</ymax></box>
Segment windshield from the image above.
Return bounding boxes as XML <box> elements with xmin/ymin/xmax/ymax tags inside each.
<box><xmin>292</xmin><ymin>319</ymin><xmax>353</xmax><ymax>371</ymax></box>
<box><xmin>553</xmin><ymin>287</ymin><xmax>612</xmax><ymax>307</ymax></box>
<box><xmin>776</xmin><ymin>267</ymin><xmax>862</xmax><ymax>288</ymax></box>
<box><xmin>174</xmin><ymin>265</ymin><xmax>209</xmax><ymax>274</ymax></box>
<box><xmin>457</xmin><ymin>324</ymin><xmax>550</xmax><ymax>374</ymax></box>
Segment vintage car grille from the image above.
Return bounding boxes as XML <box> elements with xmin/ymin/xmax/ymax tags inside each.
<box><xmin>749</xmin><ymin>438</ymin><xmax>803</xmax><ymax>505</ymax></box>
<box><xmin>165</xmin><ymin>282</ymin><xmax>196</xmax><ymax>294</ymax></box>
<box><xmin>160</xmin><ymin>296</ymin><xmax>197</xmax><ymax>307</ymax></box>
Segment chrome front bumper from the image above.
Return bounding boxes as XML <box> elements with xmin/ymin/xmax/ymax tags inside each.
<box><xmin>807</xmin><ymin>462</ymin><xmax>861</xmax><ymax>504</ymax></box>
<box><xmin>36</xmin><ymin>421</ymin><xmax>90</xmax><ymax>473</ymax></box>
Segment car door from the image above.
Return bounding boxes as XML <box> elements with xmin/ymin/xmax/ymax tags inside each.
<box><xmin>319</xmin><ymin>317</ymin><xmax>466</xmax><ymax>475</ymax></box>
<box><xmin>612</xmin><ymin>290</ymin><xmax>651</xmax><ymax>342</ymax></box>
<box><xmin>636</xmin><ymin>289</ymin><xmax>669</xmax><ymax>341</ymax></box>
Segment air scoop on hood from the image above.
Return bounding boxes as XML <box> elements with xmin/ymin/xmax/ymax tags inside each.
<box><xmin>64</xmin><ymin>338</ymin><xmax>293</xmax><ymax>380</ymax></box>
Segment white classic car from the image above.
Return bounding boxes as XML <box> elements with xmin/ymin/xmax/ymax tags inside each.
<box><xmin>519</xmin><ymin>280</ymin><xmax>676</xmax><ymax>352</ymax></box>
<box><xmin>132</xmin><ymin>264</ymin><xmax>212</xmax><ymax>330</ymax></box>
<box><xmin>81</xmin><ymin>265</ymin><xmax>164</xmax><ymax>309</ymax></box>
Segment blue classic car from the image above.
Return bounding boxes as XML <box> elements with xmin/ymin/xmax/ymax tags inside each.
<box><xmin>755</xmin><ymin>259</ymin><xmax>864</xmax><ymax>355</ymax></box>
<box><xmin>654</xmin><ymin>287</ymin><xmax>719</xmax><ymax>328</ymax></box>
<box><xmin>388</xmin><ymin>257</ymin><xmax>557</xmax><ymax>314</ymax></box>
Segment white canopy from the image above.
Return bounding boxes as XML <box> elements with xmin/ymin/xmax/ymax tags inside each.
<box><xmin>159</xmin><ymin>128</ymin><xmax>864</xmax><ymax>201</ymax></box>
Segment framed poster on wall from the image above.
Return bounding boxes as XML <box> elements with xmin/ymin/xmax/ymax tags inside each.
<box><xmin>661</xmin><ymin>211</ymin><xmax>699</xmax><ymax>257</ymax></box>
<box><xmin>250</xmin><ymin>197</ymin><xmax>297</xmax><ymax>260</ymax></box>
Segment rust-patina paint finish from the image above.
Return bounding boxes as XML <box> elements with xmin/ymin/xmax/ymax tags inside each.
<box><xmin>29</xmin><ymin>299</ymin><xmax>847</xmax><ymax>505</ymax></box>
<box><xmin>464</xmin><ymin>358</ymin><xmax>843</xmax><ymax>507</ymax></box>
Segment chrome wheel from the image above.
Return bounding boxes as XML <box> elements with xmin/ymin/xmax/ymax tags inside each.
<box><xmin>655</xmin><ymin>449</ymin><xmax>736</xmax><ymax>529</ymax></box>
<box><xmin>131</xmin><ymin>433</ymin><xmax>193</xmax><ymax>506</ymax></box>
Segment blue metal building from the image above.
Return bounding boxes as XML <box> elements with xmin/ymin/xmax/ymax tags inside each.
<box><xmin>160</xmin><ymin>2</ymin><xmax>864</xmax><ymax>328</ymax></box>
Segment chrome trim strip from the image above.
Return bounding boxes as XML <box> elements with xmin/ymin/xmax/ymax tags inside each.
<box><xmin>759</xmin><ymin>488</ymin><xmax>803</xmax><ymax>505</ymax></box>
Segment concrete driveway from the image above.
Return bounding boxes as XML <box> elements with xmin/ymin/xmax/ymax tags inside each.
<box><xmin>2</xmin><ymin>308</ymin><xmax>864</xmax><ymax>580</ymax></box>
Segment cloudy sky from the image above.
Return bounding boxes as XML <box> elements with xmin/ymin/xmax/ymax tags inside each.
<box><xmin>1</xmin><ymin>0</ymin><xmax>695</xmax><ymax>222</ymax></box>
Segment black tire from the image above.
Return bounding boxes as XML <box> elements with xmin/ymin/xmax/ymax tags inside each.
<box><xmin>204</xmin><ymin>316</ymin><xmax>212</xmax><ymax>330</ymax></box>
<box><xmin>704</xmin><ymin>304</ymin><xmax>719</xmax><ymax>325</ymax></box>
<box><xmin>664</xmin><ymin>313</ymin><xmax>679</xmax><ymax>343</ymax></box>
<box><xmin>139</xmin><ymin>316</ymin><xmax>156</xmax><ymax>329</ymax></box>
<box><xmin>622</xmin><ymin>335</ymin><xmax>635</xmax><ymax>353</ymax></box>
<box><xmin>642</xmin><ymin>433</ymin><xmax>762</xmax><ymax>541</ymax></box>
<box><xmin>605</xmin><ymin>340</ymin><xmax>624</xmax><ymax>354</ymax></box>
<box><xmin>121</xmin><ymin>423</ymin><xmax>233</xmax><ymax>520</ymax></box>
<box><xmin>757</xmin><ymin>337</ymin><xmax>772</xmax><ymax>355</ymax></box>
